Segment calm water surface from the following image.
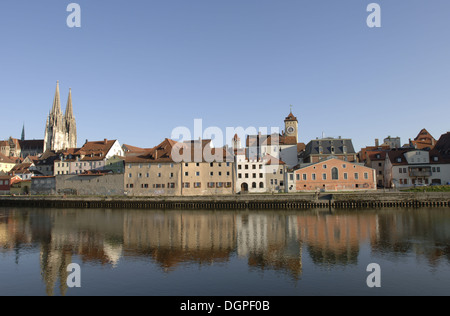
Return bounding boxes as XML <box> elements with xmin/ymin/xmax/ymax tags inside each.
<box><xmin>0</xmin><ymin>207</ymin><xmax>449</xmax><ymax>296</ymax></box>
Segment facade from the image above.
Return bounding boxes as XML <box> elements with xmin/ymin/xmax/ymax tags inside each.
<box><xmin>31</xmin><ymin>176</ymin><xmax>56</xmax><ymax>195</ymax></box>
<box><xmin>287</xmin><ymin>158</ymin><xmax>376</xmax><ymax>192</ymax></box>
<box><xmin>0</xmin><ymin>175</ymin><xmax>22</xmax><ymax>195</ymax></box>
<box><xmin>124</xmin><ymin>138</ymin><xmax>234</xmax><ymax>196</ymax></box>
<box><xmin>384</xmin><ymin>148</ymin><xmax>450</xmax><ymax>188</ymax></box>
<box><xmin>0</xmin><ymin>153</ymin><xmax>16</xmax><ymax>174</ymax></box>
<box><xmin>263</xmin><ymin>154</ymin><xmax>287</xmax><ymax>193</ymax></box>
<box><xmin>300</xmin><ymin>137</ymin><xmax>357</xmax><ymax>163</ymax></box>
<box><xmin>10</xmin><ymin>180</ymin><xmax>32</xmax><ymax>195</ymax></box>
<box><xmin>235</xmin><ymin>149</ymin><xmax>266</xmax><ymax>193</ymax></box>
<box><xmin>43</xmin><ymin>82</ymin><xmax>77</xmax><ymax>152</ymax></box>
<box><xmin>19</xmin><ymin>139</ymin><xmax>44</xmax><ymax>158</ymax></box>
<box><xmin>411</xmin><ymin>128</ymin><xmax>436</xmax><ymax>150</ymax></box>
<box><xmin>56</xmin><ymin>173</ymin><xmax>124</xmax><ymax>196</ymax></box>
<box><xmin>9</xmin><ymin>163</ymin><xmax>36</xmax><ymax>180</ymax></box>
<box><xmin>53</xmin><ymin>139</ymin><xmax>124</xmax><ymax>175</ymax></box>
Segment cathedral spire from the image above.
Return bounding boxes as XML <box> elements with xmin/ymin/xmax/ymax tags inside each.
<box><xmin>21</xmin><ymin>124</ymin><xmax>25</xmax><ymax>141</ymax></box>
<box><xmin>65</xmin><ymin>88</ymin><xmax>74</xmax><ymax>119</ymax></box>
<box><xmin>51</xmin><ymin>81</ymin><xmax>62</xmax><ymax>115</ymax></box>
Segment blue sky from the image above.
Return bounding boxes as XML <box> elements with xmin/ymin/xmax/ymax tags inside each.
<box><xmin>0</xmin><ymin>0</ymin><xmax>449</xmax><ymax>151</ymax></box>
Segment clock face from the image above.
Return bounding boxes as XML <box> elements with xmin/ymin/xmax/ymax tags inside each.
<box><xmin>287</xmin><ymin>126</ymin><xmax>295</xmax><ymax>134</ymax></box>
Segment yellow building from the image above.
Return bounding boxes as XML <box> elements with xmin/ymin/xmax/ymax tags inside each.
<box><xmin>0</xmin><ymin>153</ymin><xmax>16</xmax><ymax>173</ymax></box>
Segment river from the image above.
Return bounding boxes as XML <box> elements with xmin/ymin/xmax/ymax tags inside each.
<box><xmin>0</xmin><ymin>207</ymin><xmax>449</xmax><ymax>296</ymax></box>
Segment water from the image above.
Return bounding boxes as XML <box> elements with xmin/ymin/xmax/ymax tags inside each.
<box><xmin>0</xmin><ymin>207</ymin><xmax>449</xmax><ymax>296</ymax></box>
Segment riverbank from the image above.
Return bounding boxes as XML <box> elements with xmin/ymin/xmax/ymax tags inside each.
<box><xmin>1</xmin><ymin>191</ymin><xmax>450</xmax><ymax>209</ymax></box>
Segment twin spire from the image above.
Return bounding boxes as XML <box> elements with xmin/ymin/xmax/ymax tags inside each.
<box><xmin>51</xmin><ymin>80</ymin><xmax>74</xmax><ymax>119</ymax></box>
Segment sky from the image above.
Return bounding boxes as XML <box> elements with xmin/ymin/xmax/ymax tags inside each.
<box><xmin>0</xmin><ymin>0</ymin><xmax>449</xmax><ymax>152</ymax></box>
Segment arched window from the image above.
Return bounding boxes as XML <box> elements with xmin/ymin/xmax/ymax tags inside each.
<box><xmin>252</xmin><ymin>182</ymin><xmax>257</xmax><ymax>188</ymax></box>
<box><xmin>332</xmin><ymin>167</ymin><xmax>339</xmax><ymax>180</ymax></box>
<box><xmin>259</xmin><ymin>182</ymin><xmax>264</xmax><ymax>188</ymax></box>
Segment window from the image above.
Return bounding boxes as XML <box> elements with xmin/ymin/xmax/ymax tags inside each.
<box><xmin>238</xmin><ymin>173</ymin><xmax>242</xmax><ymax>179</ymax></box>
<box><xmin>332</xmin><ymin>167</ymin><xmax>338</xmax><ymax>180</ymax></box>
<box><xmin>210</xmin><ymin>162</ymin><xmax>214</xmax><ymax>167</ymax></box>
<box><xmin>139</xmin><ymin>164</ymin><xmax>142</xmax><ymax>168</ymax></box>
<box><xmin>128</xmin><ymin>164</ymin><xmax>132</xmax><ymax>169</ymax></box>
<box><xmin>168</xmin><ymin>183</ymin><xmax>175</xmax><ymax>188</ymax></box>
<box><xmin>196</xmin><ymin>172</ymin><xmax>200</xmax><ymax>176</ymax></box>
<box><xmin>364</xmin><ymin>173</ymin><xmax>368</xmax><ymax>179</ymax></box>
<box><xmin>194</xmin><ymin>182</ymin><xmax>201</xmax><ymax>188</ymax></box>
<box><xmin>238</xmin><ymin>165</ymin><xmax>242</xmax><ymax>170</ymax></box>
<box><xmin>183</xmin><ymin>182</ymin><xmax>190</xmax><ymax>188</ymax></box>
<box><xmin>210</xmin><ymin>172</ymin><xmax>214</xmax><ymax>176</ymax></box>
<box><xmin>157</xmin><ymin>173</ymin><xmax>161</xmax><ymax>177</ymax></box>
<box><xmin>170</xmin><ymin>173</ymin><xmax>174</xmax><ymax>178</ymax></box>
<box><xmin>252</xmin><ymin>173</ymin><xmax>256</xmax><ymax>178</ymax></box>
<box><xmin>399</xmin><ymin>168</ymin><xmax>403</xmax><ymax>174</ymax></box>
<box><xmin>259</xmin><ymin>173</ymin><xmax>263</xmax><ymax>178</ymax></box>
<box><xmin>219</xmin><ymin>172</ymin><xmax>222</xmax><ymax>176</ymax></box>
<box><xmin>312</xmin><ymin>174</ymin><xmax>316</xmax><ymax>181</ymax></box>
<box><xmin>437</xmin><ymin>167</ymin><xmax>441</xmax><ymax>172</ymax></box>
<box><xmin>225</xmin><ymin>182</ymin><xmax>232</xmax><ymax>188</ymax></box>
<box><xmin>322</xmin><ymin>173</ymin><xmax>327</xmax><ymax>180</ymax></box>
<box><xmin>302</xmin><ymin>174</ymin><xmax>307</xmax><ymax>181</ymax></box>
<box><xmin>170</xmin><ymin>163</ymin><xmax>174</xmax><ymax>168</ymax></box>
<box><xmin>185</xmin><ymin>163</ymin><xmax>188</xmax><ymax>167</ymax></box>
<box><xmin>296</xmin><ymin>174</ymin><xmax>300</xmax><ymax>181</ymax></box>
<box><xmin>252</xmin><ymin>182</ymin><xmax>257</xmax><ymax>188</ymax></box>
<box><xmin>279</xmin><ymin>169</ymin><xmax>283</xmax><ymax>174</ymax></box>
<box><xmin>289</xmin><ymin>174</ymin><xmax>293</xmax><ymax>181</ymax></box>
<box><xmin>245</xmin><ymin>173</ymin><xmax>249</xmax><ymax>179</ymax></box>
<box><xmin>185</xmin><ymin>172</ymin><xmax>189</xmax><ymax>176</ymax></box>
<box><xmin>354</xmin><ymin>173</ymin><xmax>359</xmax><ymax>180</ymax></box>
<box><xmin>207</xmin><ymin>182</ymin><xmax>215</xmax><ymax>188</ymax></box>
<box><xmin>245</xmin><ymin>165</ymin><xmax>249</xmax><ymax>170</ymax></box>
<box><xmin>217</xmin><ymin>182</ymin><xmax>223</xmax><ymax>188</ymax></box>
<box><xmin>252</xmin><ymin>165</ymin><xmax>256</xmax><ymax>170</ymax></box>
<box><xmin>259</xmin><ymin>182</ymin><xmax>264</xmax><ymax>188</ymax></box>
<box><xmin>342</xmin><ymin>164</ymin><xmax>346</xmax><ymax>168</ymax></box>
<box><xmin>138</xmin><ymin>173</ymin><xmax>142</xmax><ymax>178</ymax></box>
<box><xmin>128</xmin><ymin>173</ymin><xmax>132</xmax><ymax>178</ymax></box>
<box><xmin>196</xmin><ymin>163</ymin><xmax>200</xmax><ymax>167</ymax></box>
<box><xmin>259</xmin><ymin>165</ymin><xmax>263</xmax><ymax>169</ymax></box>
<box><xmin>158</xmin><ymin>164</ymin><xmax>162</xmax><ymax>168</ymax></box>
<box><xmin>323</xmin><ymin>165</ymin><xmax>327</xmax><ymax>169</ymax></box>
<box><xmin>227</xmin><ymin>171</ymin><xmax>230</xmax><ymax>176</ymax></box>
<box><xmin>146</xmin><ymin>173</ymin><xmax>150</xmax><ymax>178</ymax></box>
<box><xmin>344</xmin><ymin>173</ymin><xmax>348</xmax><ymax>180</ymax></box>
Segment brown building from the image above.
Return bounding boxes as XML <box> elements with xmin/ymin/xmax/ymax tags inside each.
<box><xmin>292</xmin><ymin>157</ymin><xmax>377</xmax><ymax>192</ymax></box>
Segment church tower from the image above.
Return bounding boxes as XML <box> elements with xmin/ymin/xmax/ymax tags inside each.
<box><xmin>65</xmin><ymin>88</ymin><xmax>77</xmax><ymax>149</ymax></box>
<box><xmin>284</xmin><ymin>106</ymin><xmax>298</xmax><ymax>143</ymax></box>
<box><xmin>44</xmin><ymin>81</ymin><xmax>77</xmax><ymax>152</ymax></box>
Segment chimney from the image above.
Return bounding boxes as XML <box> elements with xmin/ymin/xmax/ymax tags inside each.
<box><xmin>104</xmin><ymin>139</ymin><xmax>107</xmax><ymax>144</ymax></box>
<box><xmin>375</xmin><ymin>138</ymin><xmax>379</xmax><ymax>147</ymax></box>
<box><xmin>155</xmin><ymin>149</ymin><xmax>158</xmax><ymax>160</ymax></box>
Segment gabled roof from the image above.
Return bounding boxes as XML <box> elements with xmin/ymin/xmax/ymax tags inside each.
<box><xmin>0</xmin><ymin>153</ymin><xmax>16</xmax><ymax>164</ymax></box>
<box><xmin>262</xmin><ymin>154</ymin><xmax>285</xmax><ymax>165</ymax></box>
<box><xmin>284</xmin><ymin>111</ymin><xmax>298</xmax><ymax>122</ymax></box>
<box><xmin>124</xmin><ymin>138</ymin><xmax>179</xmax><ymax>163</ymax></box>
<box><xmin>435</xmin><ymin>132</ymin><xmax>450</xmax><ymax>158</ymax></box>
<box><xmin>81</xmin><ymin>139</ymin><xmax>116</xmax><ymax>155</ymax></box>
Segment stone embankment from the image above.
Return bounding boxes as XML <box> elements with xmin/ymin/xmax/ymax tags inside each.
<box><xmin>0</xmin><ymin>191</ymin><xmax>449</xmax><ymax>210</ymax></box>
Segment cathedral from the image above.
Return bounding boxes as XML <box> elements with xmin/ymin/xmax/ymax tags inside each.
<box><xmin>43</xmin><ymin>81</ymin><xmax>77</xmax><ymax>152</ymax></box>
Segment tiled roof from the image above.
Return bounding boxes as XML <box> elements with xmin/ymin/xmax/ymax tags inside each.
<box><xmin>435</xmin><ymin>132</ymin><xmax>450</xmax><ymax>158</ymax></box>
<box><xmin>246</xmin><ymin>133</ymin><xmax>297</xmax><ymax>147</ymax></box>
<box><xmin>284</xmin><ymin>112</ymin><xmax>298</xmax><ymax>121</ymax></box>
<box><xmin>81</xmin><ymin>139</ymin><xmax>116</xmax><ymax>154</ymax></box>
<box><xmin>0</xmin><ymin>153</ymin><xmax>16</xmax><ymax>164</ymax></box>
<box><xmin>263</xmin><ymin>154</ymin><xmax>285</xmax><ymax>165</ymax></box>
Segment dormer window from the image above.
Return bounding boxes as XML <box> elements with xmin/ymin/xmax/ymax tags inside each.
<box><xmin>397</xmin><ymin>158</ymin><xmax>402</xmax><ymax>163</ymax></box>
<box><xmin>433</xmin><ymin>156</ymin><xmax>438</xmax><ymax>162</ymax></box>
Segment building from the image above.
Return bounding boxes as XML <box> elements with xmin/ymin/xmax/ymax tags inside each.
<box><xmin>245</xmin><ymin>111</ymin><xmax>302</xmax><ymax>168</ymax></box>
<box><xmin>10</xmin><ymin>180</ymin><xmax>32</xmax><ymax>195</ymax></box>
<box><xmin>263</xmin><ymin>154</ymin><xmax>287</xmax><ymax>193</ymax></box>
<box><xmin>410</xmin><ymin>128</ymin><xmax>436</xmax><ymax>150</ymax></box>
<box><xmin>19</xmin><ymin>139</ymin><xmax>44</xmax><ymax>158</ymax></box>
<box><xmin>9</xmin><ymin>162</ymin><xmax>37</xmax><ymax>181</ymax></box>
<box><xmin>287</xmin><ymin>157</ymin><xmax>376</xmax><ymax>192</ymax></box>
<box><xmin>384</xmin><ymin>148</ymin><xmax>450</xmax><ymax>188</ymax></box>
<box><xmin>0</xmin><ymin>153</ymin><xmax>16</xmax><ymax>174</ymax></box>
<box><xmin>43</xmin><ymin>81</ymin><xmax>77</xmax><ymax>152</ymax></box>
<box><xmin>53</xmin><ymin>139</ymin><xmax>124</xmax><ymax>175</ymax></box>
<box><xmin>0</xmin><ymin>175</ymin><xmax>22</xmax><ymax>195</ymax></box>
<box><xmin>235</xmin><ymin>149</ymin><xmax>267</xmax><ymax>193</ymax></box>
<box><xmin>300</xmin><ymin>137</ymin><xmax>357</xmax><ymax>163</ymax></box>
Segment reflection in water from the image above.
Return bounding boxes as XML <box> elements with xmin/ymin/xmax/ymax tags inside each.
<box><xmin>1</xmin><ymin>207</ymin><xmax>450</xmax><ymax>295</ymax></box>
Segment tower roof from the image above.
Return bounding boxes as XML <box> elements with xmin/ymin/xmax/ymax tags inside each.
<box><xmin>65</xmin><ymin>88</ymin><xmax>75</xmax><ymax>119</ymax></box>
<box><xmin>51</xmin><ymin>81</ymin><xmax>62</xmax><ymax>115</ymax></box>
<box><xmin>284</xmin><ymin>111</ymin><xmax>297</xmax><ymax>122</ymax></box>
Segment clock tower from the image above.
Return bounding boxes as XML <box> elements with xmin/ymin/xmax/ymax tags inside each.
<box><xmin>284</xmin><ymin>107</ymin><xmax>298</xmax><ymax>143</ymax></box>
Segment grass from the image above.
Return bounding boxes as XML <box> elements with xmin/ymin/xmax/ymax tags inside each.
<box><xmin>403</xmin><ymin>185</ymin><xmax>450</xmax><ymax>192</ymax></box>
